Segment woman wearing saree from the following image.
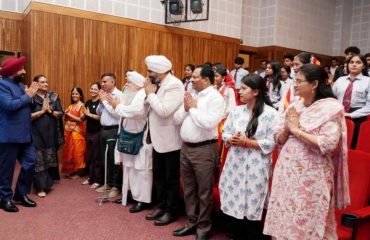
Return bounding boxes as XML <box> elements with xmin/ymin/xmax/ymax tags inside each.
<box><xmin>61</xmin><ymin>87</ymin><xmax>86</xmax><ymax>178</ymax></box>
<box><xmin>264</xmin><ymin>64</ymin><xmax>350</xmax><ymax>239</ymax></box>
<box><xmin>31</xmin><ymin>75</ymin><xmax>64</xmax><ymax>198</ymax></box>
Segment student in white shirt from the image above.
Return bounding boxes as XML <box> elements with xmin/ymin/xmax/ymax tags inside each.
<box><xmin>265</xmin><ymin>61</ymin><xmax>282</xmax><ymax>109</ymax></box>
<box><xmin>283</xmin><ymin>53</ymin><xmax>295</xmax><ymax>79</ymax></box>
<box><xmin>279</xmin><ymin>52</ymin><xmax>312</xmax><ymax>112</ymax></box>
<box><xmin>280</xmin><ymin>65</ymin><xmax>293</xmax><ymax>102</ymax></box>
<box><xmin>330</xmin><ymin>58</ymin><xmax>339</xmax><ymax>76</ymax></box>
<box><xmin>230</xmin><ymin>57</ymin><xmax>249</xmax><ymax>90</ymax></box>
<box><xmin>182</xmin><ymin>64</ymin><xmax>195</xmax><ymax>93</ymax></box>
<box><xmin>332</xmin><ymin>54</ymin><xmax>370</xmax><ymax>148</ymax></box>
<box><xmin>173</xmin><ymin>65</ymin><xmax>224</xmax><ymax>240</ymax></box>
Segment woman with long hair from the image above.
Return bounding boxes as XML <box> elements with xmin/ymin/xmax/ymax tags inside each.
<box><xmin>265</xmin><ymin>61</ymin><xmax>282</xmax><ymax>109</ymax></box>
<box><xmin>62</xmin><ymin>87</ymin><xmax>86</xmax><ymax>179</ymax></box>
<box><xmin>219</xmin><ymin>73</ymin><xmax>277</xmax><ymax>239</ymax></box>
<box><xmin>183</xmin><ymin>64</ymin><xmax>195</xmax><ymax>92</ymax></box>
<box><xmin>264</xmin><ymin>64</ymin><xmax>350</xmax><ymax>239</ymax></box>
<box><xmin>81</xmin><ymin>82</ymin><xmax>102</xmax><ymax>188</ymax></box>
<box><xmin>280</xmin><ymin>65</ymin><xmax>293</xmax><ymax>99</ymax></box>
<box><xmin>31</xmin><ymin>75</ymin><xmax>64</xmax><ymax>197</ymax></box>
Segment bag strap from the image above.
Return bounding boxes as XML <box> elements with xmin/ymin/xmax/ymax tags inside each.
<box><xmin>121</xmin><ymin>117</ymin><xmax>147</xmax><ymax>132</ymax></box>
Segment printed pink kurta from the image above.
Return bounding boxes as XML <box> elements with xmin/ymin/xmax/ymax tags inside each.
<box><xmin>264</xmin><ymin>98</ymin><xmax>350</xmax><ymax>240</ymax></box>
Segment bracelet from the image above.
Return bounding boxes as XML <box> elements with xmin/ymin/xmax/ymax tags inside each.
<box><xmin>243</xmin><ymin>139</ymin><xmax>251</xmax><ymax>148</ymax></box>
<box><xmin>297</xmin><ymin>129</ymin><xmax>303</xmax><ymax>139</ymax></box>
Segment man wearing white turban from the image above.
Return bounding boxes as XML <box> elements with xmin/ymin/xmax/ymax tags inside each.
<box><xmin>143</xmin><ymin>55</ymin><xmax>184</xmax><ymax>226</ymax></box>
<box><xmin>108</xmin><ymin>71</ymin><xmax>153</xmax><ymax>213</ymax></box>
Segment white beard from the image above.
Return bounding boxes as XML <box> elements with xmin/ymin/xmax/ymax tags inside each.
<box><xmin>121</xmin><ymin>88</ymin><xmax>138</xmax><ymax>105</ymax></box>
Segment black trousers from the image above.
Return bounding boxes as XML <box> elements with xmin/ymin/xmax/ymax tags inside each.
<box><xmin>152</xmin><ymin>148</ymin><xmax>180</xmax><ymax>215</ymax></box>
<box><xmin>100</xmin><ymin>128</ymin><xmax>122</xmax><ymax>188</ymax></box>
<box><xmin>349</xmin><ymin>108</ymin><xmax>367</xmax><ymax>149</ymax></box>
<box><xmin>225</xmin><ymin>214</ymin><xmax>270</xmax><ymax>240</ymax></box>
<box><xmin>86</xmin><ymin>131</ymin><xmax>102</xmax><ymax>184</ymax></box>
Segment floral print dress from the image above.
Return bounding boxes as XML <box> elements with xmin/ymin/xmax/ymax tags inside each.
<box><xmin>263</xmin><ymin>98</ymin><xmax>350</xmax><ymax>240</ymax></box>
<box><xmin>219</xmin><ymin>104</ymin><xmax>277</xmax><ymax>220</ymax></box>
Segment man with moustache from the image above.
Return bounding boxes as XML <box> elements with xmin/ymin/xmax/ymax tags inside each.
<box><xmin>95</xmin><ymin>73</ymin><xmax>123</xmax><ymax>199</ymax></box>
<box><xmin>144</xmin><ymin>55</ymin><xmax>184</xmax><ymax>226</ymax></box>
<box><xmin>107</xmin><ymin>71</ymin><xmax>153</xmax><ymax>212</ymax></box>
<box><xmin>173</xmin><ymin>65</ymin><xmax>224</xmax><ymax>240</ymax></box>
<box><xmin>0</xmin><ymin>57</ymin><xmax>39</xmax><ymax>212</ymax></box>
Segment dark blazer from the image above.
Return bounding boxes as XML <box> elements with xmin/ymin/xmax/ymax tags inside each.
<box><xmin>0</xmin><ymin>77</ymin><xmax>32</xmax><ymax>143</ymax></box>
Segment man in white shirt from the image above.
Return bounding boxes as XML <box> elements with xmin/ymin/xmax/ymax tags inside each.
<box><xmin>144</xmin><ymin>55</ymin><xmax>184</xmax><ymax>226</ymax></box>
<box><xmin>230</xmin><ymin>57</ymin><xmax>249</xmax><ymax>90</ymax></box>
<box><xmin>330</xmin><ymin>57</ymin><xmax>338</xmax><ymax>76</ymax></box>
<box><xmin>95</xmin><ymin>73</ymin><xmax>123</xmax><ymax>199</ymax></box>
<box><xmin>173</xmin><ymin>65</ymin><xmax>224</xmax><ymax>240</ymax></box>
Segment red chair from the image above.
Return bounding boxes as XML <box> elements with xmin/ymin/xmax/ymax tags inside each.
<box><xmin>212</xmin><ymin>147</ymin><xmax>228</xmax><ymax>212</ymax></box>
<box><xmin>336</xmin><ymin>150</ymin><xmax>370</xmax><ymax>240</ymax></box>
<box><xmin>345</xmin><ymin>118</ymin><xmax>355</xmax><ymax>149</ymax></box>
<box><xmin>356</xmin><ymin>121</ymin><xmax>370</xmax><ymax>153</ymax></box>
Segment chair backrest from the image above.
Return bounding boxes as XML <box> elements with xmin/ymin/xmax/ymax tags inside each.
<box><xmin>337</xmin><ymin>150</ymin><xmax>370</xmax><ymax>215</ymax></box>
<box><xmin>356</xmin><ymin>121</ymin><xmax>370</xmax><ymax>153</ymax></box>
<box><xmin>345</xmin><ymin>118</ymin><xmax>355</xmax><ymax>149</ymax></box>
<box><xmin>268</xmin><ymin>148</ymin><xmax>279</xmax><ymax>190</ymax></box>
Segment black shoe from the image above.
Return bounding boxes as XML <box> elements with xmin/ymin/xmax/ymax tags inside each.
<box><xmin>154</xmin><ymin>212</ymin><xmax>177</xmax><ymax>226</ymax></box>
<box><xmin>172</xmin><ymin>226</ymin><xmax>196</xmax><ymax>236</ymax></box>
<box><xmin>0</xmin><ymin>200</ymin><xmax>19</xmax><ymax>212</ymax></box>
<box><xmin>129</xmin><ymin>202</ymin><xmax>147</xmax><ymax>213</ymax></box>
<box><xmin>13</xmin><ymin>194</ymin><xmax>37</xmax><ymax>207</ymax></box>
<box><xmin>145</xmin><ymin>208</ymin><xmax>165</xmax><ymax>221</ymax></box>
<box><xmin>196</xmin><ymin>234</ymin><xmax>208</xmax><ymax>240</ymax></box>
<box><xmin>114</xmin><ymin>198</ymin><xmax>122</xmax><ymax>204</ymax></box>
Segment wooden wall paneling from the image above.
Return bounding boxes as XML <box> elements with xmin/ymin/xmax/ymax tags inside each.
<box><xmin>0</xmin><ymin>12</ymin><xmax>23</xmax><ymax>52</ymax></box>
<box><xmin>127</xmin><ymin>27</ymin><xmax>160</xmax><ymax>77</ymax></box>
<box><xmin>29</xmin><ymin>11</ymin><xmax>130</xmax><ymax>108</ymax></box>
<box><xmin>22</xmin><ymin>12</ymin><xmax>32</xmax><ymax>84</ymax></box>
<box><xmin>157</xmin><ymin>32</ymin><xmax>183</xmax><ymax>79</ymax></box>
<box><xmin>225</xmin><ymin>42</ymin><xmax>239</xmax><ymax>70</ymax></box>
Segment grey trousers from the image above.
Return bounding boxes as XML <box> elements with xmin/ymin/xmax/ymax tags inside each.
<box><xmin>180</xmin><ymin>142</ymin><xmax>218</xmax><ymax>236</ymax></box>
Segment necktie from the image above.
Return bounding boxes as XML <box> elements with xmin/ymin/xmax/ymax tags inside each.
<box><xmin>234</xmin><ymin>69</ymin><xmax>238</xmax><ymax>81</ymax></box>
<box><xmin>342</xmin><ymin>78</ymin><xmax>356</xmax><ymax>112</ymax></box>
<box><xmin>184</xmin><ymin>80</ymin><xmax>189</xmax><ymax>91</ymax></box>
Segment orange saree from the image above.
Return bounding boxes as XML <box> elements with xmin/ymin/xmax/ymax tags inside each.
<box><xmin>61</xmin><ymin>101</ymin><xmax>86</xmax><ymax>174</ymax></box>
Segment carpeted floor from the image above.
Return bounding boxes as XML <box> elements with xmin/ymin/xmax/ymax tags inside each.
<box><xmin>0</xmin><ymin>165</ymin><xmax>228</xmax><ymax>240</ymax></box>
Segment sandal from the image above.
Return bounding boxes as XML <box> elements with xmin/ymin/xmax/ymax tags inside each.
<box><xmin>82</xmin><ymin>179</ymin><xmax>90</xmax><ymax>185</ymax></box>
<box><xmin>38</xmin><ymin>191</ymin><xmax>46</xmax><ymax>198</ymax></box>
<box><xmin>89</xmin><ymin>183</ymin><xmax>100</xmax><ymax>189</ymax></box>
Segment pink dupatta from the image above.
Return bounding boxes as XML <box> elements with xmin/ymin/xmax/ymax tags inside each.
<box><xmin>298</xmin><ymin>98</ymin><xmax>350</xmax><ymax>209</ymax></box>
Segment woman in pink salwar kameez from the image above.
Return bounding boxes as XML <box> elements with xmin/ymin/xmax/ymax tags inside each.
<box><xmin>264</xmin><ymin>64</ymin><xmax>350</xmax><ymax>240</ymax></box>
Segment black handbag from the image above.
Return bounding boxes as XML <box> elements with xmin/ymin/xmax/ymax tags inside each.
<box><xmin>117</xmin><ymin>122</ymin><xmax>147</xmax><ymax>155</ymax></box>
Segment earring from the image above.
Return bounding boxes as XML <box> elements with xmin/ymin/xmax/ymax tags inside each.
<box><xmin>312</xmin><ymin>89</ymin><xmax>314</xmax><ymax>94</ymax></box>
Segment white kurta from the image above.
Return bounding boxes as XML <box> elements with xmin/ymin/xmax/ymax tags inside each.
<box><xmin>219</xmin><ymin>104</ymin><xmax>277</xmax><ymax>220</ymax></box>
<box><xmin>114</xmin><ymin>89</ymin><xmax>153</xmax><ymax>205</ymax></box>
